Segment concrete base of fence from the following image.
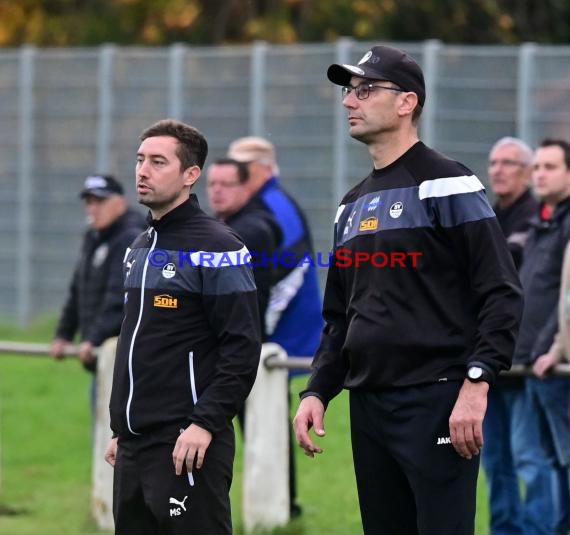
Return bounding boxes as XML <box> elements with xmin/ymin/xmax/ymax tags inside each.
<box><xmin>243</xmin><ymin>343</ymin><xmax>290</xmax><ymax>532</ymax></box>
<box><xmin>91</xmin><ymin>337</ymin><xmax>116</xmax><ymax>531</ymax></box>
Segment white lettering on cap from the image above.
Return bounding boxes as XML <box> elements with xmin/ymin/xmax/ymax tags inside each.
<box><xmin>85</xmin><ymin>176</ymin><xmax>108</xmax><ymax>189</ymax></box>
<box><xmin>358</xmin><ymin>51</ymin><xmax>372</xmax><ymax>65</ymax></box>
<box><xmin>343</xmin><ymin>65</ymin><xmax>365</xmax><ymax>76</ymax></box>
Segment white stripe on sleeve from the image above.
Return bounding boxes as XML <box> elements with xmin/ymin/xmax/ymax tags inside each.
<box><xmin>418</xmin><ymin>175</ymin><xmax>484</xmax><ymax>200</ymax></box>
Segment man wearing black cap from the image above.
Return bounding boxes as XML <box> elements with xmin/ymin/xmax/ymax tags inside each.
<box><xmin>293</xmin><ymin>45</ymin><xmax>523</xmax><ymax>534</ymax></box>
<box><xmin>51</xmin><ymin>175</ymin><xmax>146</xmax><ymax>396</ymax></box>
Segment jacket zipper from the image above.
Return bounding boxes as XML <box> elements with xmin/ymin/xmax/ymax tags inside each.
<box><xmin>180</xmin><ymin>352</ymin><xmax>198</xmax><ymax>487</ymax></box>
<box><xmin>188</xmin><ymin>351</ymin><xmax>198</xmax><ymax>404</ymax></box>
<box><xmin>125</xmin><ymin>227</ymin><xmax>158</xmax><ymax>434</ymax></box>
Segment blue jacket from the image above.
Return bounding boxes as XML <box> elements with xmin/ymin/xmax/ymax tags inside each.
<box><xmin>257</xmin><ymin>177</ymin><xmax>323</xmax><ymax>364</ymax></box>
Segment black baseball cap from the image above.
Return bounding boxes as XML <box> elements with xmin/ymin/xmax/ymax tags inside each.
<box><xmin>327</xmin><ymin>45</ymin><xmax>426</xmax><ymax>107</ymax></box>
<box><xmin>79</xmin><ymin>174</ymin><xmax>124</xmax><ymax>199</ymax></box>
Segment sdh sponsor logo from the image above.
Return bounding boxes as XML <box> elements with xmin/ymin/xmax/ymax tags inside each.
<box><xmin>154</xmin><ymin>294</ymin><xmax>178</xmax><ymax>309</ymax></box>
<box><xmin>359</xmin><ymin>217</ymin><xmax>378</xmax><ymax>231</ymax></box>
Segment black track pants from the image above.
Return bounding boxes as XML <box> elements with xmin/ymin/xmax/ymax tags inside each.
<box><xmin>350</xmin><ymin>382</ymin><xmax>480</xmax><ymax>535</ymax></box>
<box><xmin>113</xmin><ymin>424</ymin><xmax>234</xmax><ymax>535</ymax></box>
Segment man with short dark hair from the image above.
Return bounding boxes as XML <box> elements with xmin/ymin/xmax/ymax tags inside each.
<box><xmin>512</xmin><ymin>138</ymin><xmax>570</xmax><ymax>535</ymax></box>
<box><xmin>51</xmin><ymin>174</ymin><xmax>145</xmax><ymax>393</ymax></box>
<box><xmin>105</xmin><ymin>120</ymin><xmax>261</xmax><ymax>534</ymax></box>
<box><xmin>293</xmin><ymin>44</ymin><xmax>523</xmax><ymax>534</ymax></box>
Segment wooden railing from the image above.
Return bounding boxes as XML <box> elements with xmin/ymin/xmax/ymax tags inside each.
<box><xmin>3</xmin><ymin>340</ymin><xmax>570</xmax><ymax>532</ymax></box>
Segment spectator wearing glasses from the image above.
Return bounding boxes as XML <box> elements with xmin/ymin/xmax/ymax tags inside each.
<box><xmin>207</xmin><ymin>157</ymin><xmax>283</xmax><ymax>492</ymax></box>
<box><xmin>482</xmin><ymin>137</ymin><xmax>537</xmax><ymax>535</ymax></box>
<box><xmin>227</xmin><ymin>136</ymin><xmax>323</xmax><ymax>518</ymax></box>
<box><xmin>293</xmin><ymin>44</ymin><xmax>523</xmax><ymax>535</ymax></box>
<box><xmin>207</xmin><ymin>157</ymin><xmax>282</xmax><ymax>338</ymax></box>
<box><xmin>511</xmin><ymin>138</ymin><xmax>570</xmax><ymax>535</ymax></box>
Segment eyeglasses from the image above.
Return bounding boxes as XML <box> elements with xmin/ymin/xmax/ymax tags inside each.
<box><xmin>488</xmin><ymin>159</ymin><xmax>527</xmax><ymax>168</ymax></box>
<box><xmin>341</xmin><ymin>83</ymin><xmax>406</xmax><ymax>100</ymax></box>
<box><xmin>207</xmin><ymin>181</ymin><xmax>241</xmax><ymax>189</ymax></box>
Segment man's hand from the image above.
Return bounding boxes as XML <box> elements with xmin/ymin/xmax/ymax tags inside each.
<box><xmin>105</xmin><ymin>437</ymin><xmax>118</xmax><ymax>467</ymax></box>
<box><xmin>293</xmin><ymin>395</ymin><xmax>326</xmax><ymax>458</ymax></box>
<box><xmin>78</xmin><ymin>341</ymin><xmax>96</xmax><ymax>366</ymax></box>
<box><xmin>50</xmin><ymin>338</ymin><xmax>69</xmax><ymax>360</ymax></box>
<box><xmin>172</xmin><ymin>424</ymin><xmax>212</xmax><ymax>476</ymax></box>
<box><xmin>533</xmin><ymin>352</ymin><xmax>560</xmax><ymax>378</ymax></box>
<box><xmin>449</xmin><ymin>380</ymin><xmax>489</xmax><ymax>459</ymax></box>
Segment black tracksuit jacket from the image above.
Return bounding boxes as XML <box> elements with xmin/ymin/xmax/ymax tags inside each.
<box><xmin>225</xmin><ymin>196</ymin><xmax>282</xmax><ymax>339</ymax></box>
<box><xmin>109</xmin><ymin>196</ymin><xmax>261</xmax><ymax>437</ymax></box>
<box><xmin>493</xmin><ymin>188</ymin><xmax>537</xmax><ymax>388</ymax></box>
<box><xmin>493</xmin><ymin>189</ymin><xmax>538</xmax><ymax>270</ymax></box>
<box><xmin>304</xmin><ymin>142</ymin><xmax>523</xmax><ymax>405</ymax></box>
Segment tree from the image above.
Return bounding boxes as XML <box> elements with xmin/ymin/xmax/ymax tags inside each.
<box><xmin>0</xmin><ymin>0</ymin><xmax>568</xmax><ymax>46</ymax></box>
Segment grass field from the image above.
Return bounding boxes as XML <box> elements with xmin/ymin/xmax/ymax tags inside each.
<box><xmin>0</xmin><ymin>318</ymin><xmax>490</xmax><ymax>534</ymax></box>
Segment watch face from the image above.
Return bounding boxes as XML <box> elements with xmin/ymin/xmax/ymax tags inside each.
<box><xmin>468</xmin><ymin>367</ymin><xmax>483</xmax><ymax>380</ymax></box>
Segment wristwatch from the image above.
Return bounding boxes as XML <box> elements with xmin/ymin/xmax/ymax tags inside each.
<box><xmin>466</xmin><ymin>365</ymin><xmax>492</xmax><ymax>384</ymax></box>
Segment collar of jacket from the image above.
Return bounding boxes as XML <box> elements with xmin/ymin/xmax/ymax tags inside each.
<box><xmin>258</xmin><ymin>175</ymin><xmax>280</xmax><ymax>196</ymax></box>
<box><xmin>95</xmin><ymin>207</ymin><xmax>133</xmax><ymax>240</ymax></box>
<box><xmin>493</xmin><ymin>188</ymin><xmax>535</xmax><ymax>218</ymax></box>
<box><xmin>146</xmin><ymin>194</ymin><xmax>201</xmax><ymax>230</ymax></box>
<box><xmin>529</xmin><ymin>196</ymin><xmax>570</xmax><ymax>230</ymax></box>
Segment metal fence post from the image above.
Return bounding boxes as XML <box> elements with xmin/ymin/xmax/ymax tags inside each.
<box><xmin>168</xmin><ymin>43</ymin><xmax>186</xmax><ymax>120</ymax></box>
<box><xmin>17</xmin><ymin>45</ymin><xmax>35</xmax><ymax>327</ymax></box>
<box><xmin>250</xmin><ymin>41</ymin><xmax>267</xmax><ymax>136</ymax></box>
<box><xmin>96</xmin><ymin>44</ymin><xmax>116</xmax><ymax>174</ymax></box>
<box><xmin>421</xmin><ymin>39</ymin><xmax>442</xmax><ymax>148</ymax></box>
<box><xmin>332</xmin><ymin>37</ymin><xmax>352</xmax><ymax>207</ymax></box>
<box><xmin>517</xmin><ymin>42</ymin><xmax>537</xmax><ymax>146</ymax></box>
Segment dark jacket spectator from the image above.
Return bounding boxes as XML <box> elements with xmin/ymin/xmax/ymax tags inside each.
<box><xmin>51</xmin><ymin>175</ymin><xmax>146</xmax><ymax>372</ymax></box>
